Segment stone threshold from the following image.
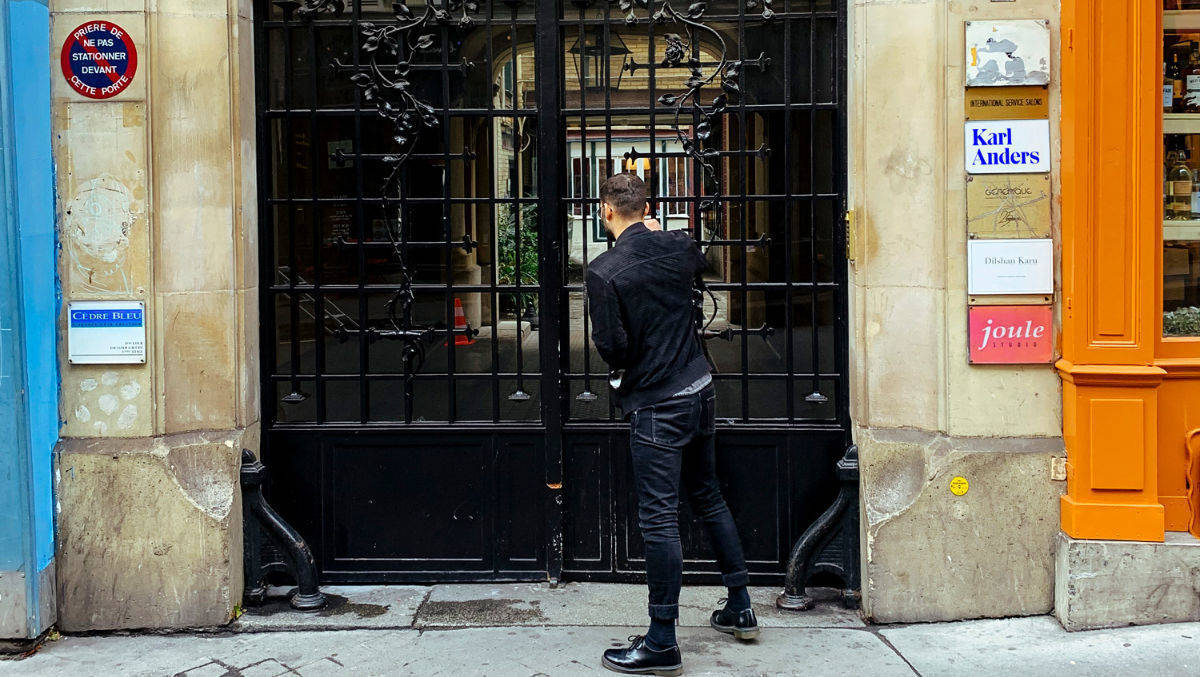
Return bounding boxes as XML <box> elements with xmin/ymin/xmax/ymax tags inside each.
<box><xmin>232</xmin><ymin>583</ymin><xmax>865</xmax><ymax>633</ymax></box>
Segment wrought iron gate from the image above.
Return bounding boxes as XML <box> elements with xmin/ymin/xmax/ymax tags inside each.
<box><xmin>255</xmin><ymin>0</ymin><xmax>850</xmax><ymax>585</ymax></box>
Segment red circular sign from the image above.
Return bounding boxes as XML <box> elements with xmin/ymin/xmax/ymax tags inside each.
<box><xmin>60</xmin><ymin>21</ymin><xmax>138</xmax><ymax>99</ymax></box>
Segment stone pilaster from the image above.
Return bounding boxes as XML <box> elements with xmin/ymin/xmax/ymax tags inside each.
<box><xmin>850</xmin><ymin>0</ymin><xmax>1067</xmax><ymax>623</ymax></box>
<box><xmin>51</xmin><ymin>0</ymin><xmax>257</xmax><ymax>631</ymax></box>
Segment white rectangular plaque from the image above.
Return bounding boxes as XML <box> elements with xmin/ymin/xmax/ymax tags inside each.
<box><xmin>965</xmin><ymin>119</ymin><xmax>1051</xmax><ymax>174</ymax></box>
<box><xmin>967</xmin><ymin>239</ymin><xmax>1054</xmax><ymax>295</ymax></box>
<box><xmin>67</xmin><ymin>300</ymin><xmax>146</xmax><ymax>364</ymax></box>
<box><xmin>966</xmin><ymin>19</ymin><xmax>1051</xmax><ymax>87</ymax></box>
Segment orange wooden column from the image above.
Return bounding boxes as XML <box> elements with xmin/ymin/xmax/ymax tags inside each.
<box><xmin>1058</xmin><ymin>0</ymin><xmax>1166</xmax><ymax>542</ymax></box>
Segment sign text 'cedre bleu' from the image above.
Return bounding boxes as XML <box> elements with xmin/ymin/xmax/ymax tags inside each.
<box><xmin>67</xmin><ymin>300</ymin><xmax>146</xmax><ymax>364</ymax></box>
<box><xmin>964</xmin><ymin>120</ymin><xmax>1051</xmax><ymax>174</ymax></box>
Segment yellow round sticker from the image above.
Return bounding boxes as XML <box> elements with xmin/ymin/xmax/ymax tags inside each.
<box><xmin>950</xmin><ymin>477</ymin><xmax>969</xmax><ymax>496</ymax></box>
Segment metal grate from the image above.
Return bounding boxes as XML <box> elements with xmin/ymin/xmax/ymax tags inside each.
<box><xmin>256</xmin><ymin>0</ymin><xmax>847</xmax><ymax>428</ymax></box>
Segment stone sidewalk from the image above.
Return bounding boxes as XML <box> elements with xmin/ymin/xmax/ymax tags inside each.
<box><xmin>2</xmin><ymin>583</ymin><xmax>1198</xmax><ymax>676</ymax></box>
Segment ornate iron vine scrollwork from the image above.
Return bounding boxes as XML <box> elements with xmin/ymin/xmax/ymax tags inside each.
<box><xmin>621</xmin><ymin>0</ymin><xmax>774</xmax><ymax>242</ymax></box>
<box><xmin>285</xmin><ymin>0</ymin><xmax>482</xmax><ymax>399</ymax></box>
<box><xmin>285</xmin><ymin>0</ymin><xmax>778</xmax><ymax>385</ymax></box>
<box><xmin>615</xmin><ymin>0</ymin><xmax>775</xmax><ymax>342</ymax></box>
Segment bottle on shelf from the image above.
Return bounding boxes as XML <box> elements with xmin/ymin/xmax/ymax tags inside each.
<box><xmin>1189</xmin><ymin>151</ymin><xmax>1200</xmax><ymax>219</ymax></box>
<box><xmin>1168</xmin><ymin>150</ymin><xmax>1194</xmax><ymax>220</ymax></box>
<box><xmin>1191</xmin><ymin>171</ymin><xmax>1200</xmax><ymax>219</ymax></box>
<box><xmin>1185</xmin><ymin>45</ymin><xmax>1200</xmax><ymax>113</ymax></box>
<box><xmin>1166</xmin><ymin>150</ymin><xmax>1175</xmax><ymax>218</ymax></box>
<box><xmin>1167</xmin><ymin>62</ymin><xmax>1176</xmax><ymax>114</ymax></box>
<box><xmin>1174</xmin><ymin>51</ymin><xmax>1186</xmax><ymax>113</ymax></box>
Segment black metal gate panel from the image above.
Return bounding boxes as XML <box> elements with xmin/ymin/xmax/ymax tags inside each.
<box><xmin>255</xmin><ymin>0</ymin><xmax>849</xmax><ymax>584</ymax></box>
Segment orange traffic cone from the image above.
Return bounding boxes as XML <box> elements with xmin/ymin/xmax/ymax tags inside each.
<box><xmin>447</xmin><ymin>297</ymin><xmax>476</xmax><ymax>346</ymax></box>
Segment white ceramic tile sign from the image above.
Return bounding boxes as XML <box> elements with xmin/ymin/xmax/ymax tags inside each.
<box><xmin>67</xmin><ymin>300</ymin><xmax>146</xmax><ymax>364</ymax></box>
<box><xmin>965</xmin><ymin>19</ymin><xmax>1051</xmax><ymax>87</ymax></box>
<box><xmin>967</xmin><ymin>239</ymin><xmax>1054</xmax><ymax>295</ymax></box>
<box><xmin>965</xmin><ymin>120</ymin><xmax>1051</xmax><ymax>174</ymax></box>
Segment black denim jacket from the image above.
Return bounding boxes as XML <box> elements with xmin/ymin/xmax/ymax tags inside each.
<box><xmin>585</xmin><ymin>222</ymin><xmax>711</xmax><ymax>414</ymax></box>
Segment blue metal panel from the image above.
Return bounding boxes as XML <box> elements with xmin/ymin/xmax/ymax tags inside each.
<box><xmin>0</xmin><ymin>0</ymin><xmax>29</xmax><ymax>573</ymax></box>
<box><xmin>11</xmin><ymin>0</ymin><xmax>56</xmax><ymax>575</ymax></box>
<box><xmin>0</xmin><ymin>0</ymin><xmax>57</xmax><ymax>639</ymax></box>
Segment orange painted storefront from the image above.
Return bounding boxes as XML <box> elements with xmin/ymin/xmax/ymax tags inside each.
<box><xmin>1059</xmin><ymin>0</ymin><xmax>1200</xmax><ymax>542</ymax></box>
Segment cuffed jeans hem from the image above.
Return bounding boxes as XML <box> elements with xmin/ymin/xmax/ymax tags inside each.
<box><xmin>722</xmin><ymin>569</ymin><xmax>750</xmax><ymax>588</ymax></box>
<box><xmin>647</xmin><ymin>603</ymin><xmax>679</xmax><ymax>620</ymax></box>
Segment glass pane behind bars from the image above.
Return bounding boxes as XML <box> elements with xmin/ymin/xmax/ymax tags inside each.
<box><xmin>263</xmin><ymin>0</ymin><xmax>842</xmax><ymax>425</ymax></box>
<box><xmin>264</xmin><ymin>0</ymin><xmax>543</xmax><ymax>423</ymax></box>
<box><xmin>561</xmin><ymin>0</ymin><xmax>842</xmax><ymax>423</ymax></box>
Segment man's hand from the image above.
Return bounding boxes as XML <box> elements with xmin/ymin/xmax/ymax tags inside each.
<box><xmin>644</xmin><ymin>217</ymin><xmax>663</xmax><ymax>231</ymax></box>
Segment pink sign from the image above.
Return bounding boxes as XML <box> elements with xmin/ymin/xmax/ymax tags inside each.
<box><xmin>968</xmin><ymin>305</ymin><xmax>1054</xmax><ymax>364</ymax></box>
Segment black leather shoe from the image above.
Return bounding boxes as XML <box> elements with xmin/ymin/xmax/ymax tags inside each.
<box><xmin>601</xmin><ymin>634</ymin><xmax>683</xmax><ymax>676</ymax></box>
<box><xmin>710</xmin><ymin>598</ymin><xmax>760</xmax><ymax>640</ymax></box>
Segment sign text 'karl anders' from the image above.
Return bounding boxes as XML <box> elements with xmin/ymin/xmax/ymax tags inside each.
<box><xmin>964</xmin><ymin>120</ymin><xmax>1051</xmax><ymax>174</ymax></box>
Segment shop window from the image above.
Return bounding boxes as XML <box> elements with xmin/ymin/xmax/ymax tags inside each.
<box><xmin>1163</xmin><ymin>2</ymin><xmax>1200</xmax><ymax>337</ymax></box>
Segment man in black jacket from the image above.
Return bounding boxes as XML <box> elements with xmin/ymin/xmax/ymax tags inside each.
<box><xmin>586</xmin><ymin>173</ymin><xmax>758</xmax><ymax>676</ymax></box>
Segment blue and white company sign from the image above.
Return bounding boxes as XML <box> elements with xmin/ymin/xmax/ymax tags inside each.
<box><xmin>965</xmin><ymin>119</ymin><xmax>1051</xmax><ymax>174</ymax></box>
<box><xmin>68</xmin><ymin>300</ymin><xmax>146</xmax><ymax>364</ymax></box>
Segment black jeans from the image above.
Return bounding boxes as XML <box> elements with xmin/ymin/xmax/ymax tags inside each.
<box><xmin>628</xmin><ymin>383</ymin><xmax>749</xmax><ymax>621</ymax></box>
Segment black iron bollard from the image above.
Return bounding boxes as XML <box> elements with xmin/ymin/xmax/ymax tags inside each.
<box><xmin>241</xmin><ymin>449</ymin><xmax>327</xmax><ymax>611</ymax></box>
<box><xmin>777</xmin><ymin>445</ymin><xmax>861</xmax><ymax>611</ymax></box>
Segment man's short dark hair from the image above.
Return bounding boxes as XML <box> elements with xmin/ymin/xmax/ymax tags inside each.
<box><xmin>599</xmin><ymin>173</ymin><xmax>648</xmax><ymax>217</ymax></box>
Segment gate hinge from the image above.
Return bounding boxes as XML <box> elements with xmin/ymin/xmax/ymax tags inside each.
<box><xmin>844</xmin><ymin>209</ymin><xmax>857</xmax><ymax>264</ymax></box>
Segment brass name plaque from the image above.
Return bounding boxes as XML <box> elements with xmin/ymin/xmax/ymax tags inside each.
<box><xmin>965</xmin><ymin>86</ymin><xmax>1049</xmax><ymax>120</ymax></box>
<box><xmin>967</xmin><ymin>174</ymin><xmax>1052</xmax><ymax>240</ymax></box>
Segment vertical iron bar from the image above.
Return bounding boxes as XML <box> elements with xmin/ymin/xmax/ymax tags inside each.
<box><xmin>807</xmin><ymin>4</ymin><xmax>820</xmax><ymax>402</ymax></box>
<box><xmin>352</xmin><ymin>0</ymin><xmax>369</xmax><ymax>422</ymax></box>
<box><xmin>397</xmin><ymin>28</ymin><xmax>414</xmax><ymax>425</ymax></box>
<box><xmin>308</xmin><ymin>19</ymin><xmax>326</xmax><ymax>423</ymax></box>
<box><xmin>254</xmin><ymin>1</ymin><xmax>277</xmax><ymax>431</ymax></box>
<box><xmin>576</xmin><ymin>5</ymin><xmax>591</xmax><ymax>410</ymax></box>
<box><xmin>687</xmin><ymin>17</ymin><xmax>702</xmax><ymax>361</ymax></box>
<box><xmin>645</xmin><ymin>1</ymin><xmax>656</xmax><ymax>220</ymax></box>
<box><xmin>737</xmin><ymin>7</ymin><xmax>750</xmax><ymax>423</ymax></box>
<box><xmin>487</xmin><ymin>0</ymin><xmax>501</xmax><ymax>422</ymax></box>
<box><xmin>602</xmin><ymin>5</ymin><xmax>616</xmax><ymax>422</ymax></box>
<box><xmin>782</xmin><ymin>14</ymin><xmax>794</xmax><ymax>422</ymax></box>
<box><xmin>441</xmin><ymin>15</ymin><xmax>457</xmax><ymax>423</ymax></box>
<box><xmin>535</xmin><ymin>0</ymin><xmax>564</xmax><ymax>582</ymax></box>
<box><xmin>834</xmin><ymin>0</ymin><xmax>850</xmax><ymax>432</ymax></box>
<box><xmin>511</xmin><ymin>0</ymin><xmax>527</xmax><ymax>399</ymax></box>
<box><xmin>688</xmin><ymin>17</ymin><xmax>704</xmax><ymax>412</ymax></box>
<box><xmin>283</xmin><ymin>16</ymin><xmax>302</xmax><ymax>402</ymax></box>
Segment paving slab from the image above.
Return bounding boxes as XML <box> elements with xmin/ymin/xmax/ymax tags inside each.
<box><xmin>234</xmin><ymin>585</ymin><xmax>429</xmax><ymax>631</ymax></box>
<box><xmin>0</xmin><ymin>630</ymin><xmax>413</xmax><ymax>677</ymax></box>
<box><xmin>391</xmin><ymin>626</ymin><xmax>910</xmax><ymax>677</ymax></box>
<box><xmin>415</xmin><ymin>583</ymin><xmax>864</xmax><ymax>628</ymax></box>
<box><xmin>881</xmin><ymin>615</ymin><xmax>1200</xmax><ymax>677</ymax></box>
<box><xmin>0</xmin><ymin>626</ymin><xmax>909</xmax><ymax>677</ymax></box>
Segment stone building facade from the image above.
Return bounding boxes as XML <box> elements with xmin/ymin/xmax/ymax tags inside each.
<box><xmin>4</xmin><ymin>0</ymin><xmax>1195</xmax><ymax>639</ymax></box>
